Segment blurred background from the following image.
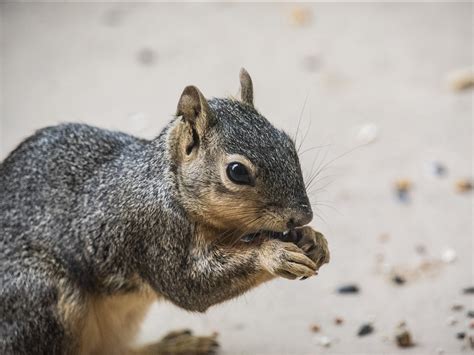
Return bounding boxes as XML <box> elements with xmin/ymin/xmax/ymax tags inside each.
<box><xmin>1</xmin><ymin>2</ymin><xmax>472</xmax><ymax>354</ymax></box>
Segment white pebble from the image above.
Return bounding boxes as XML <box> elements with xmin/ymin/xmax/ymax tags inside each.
<box><xmin>446</xmin><ymin>316</ymin><xmax>457</xmax><ymax>326</ymax></box>
<box><xmin>357</xmin><ymin>123</ymin><xmax>378</xmax><ymax>144</ymax></box>
<box><xmin>441</xmin><ymin>248</ymin><xmax>457</xmax><ymax>264</ymax></box>
<box><xmin>314</xmin><ymin>335</ymin><xmax>331</xmax><ymax>347</ymax></box>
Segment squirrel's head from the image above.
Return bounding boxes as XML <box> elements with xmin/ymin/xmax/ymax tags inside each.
<box><xmin>170</xmin><ymin>69</ymin><xmax>312</xmax><ymax>234</ymax></box>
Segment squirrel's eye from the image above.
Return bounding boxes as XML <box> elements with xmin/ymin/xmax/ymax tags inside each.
<box><xmin>226</xmin><ymin>162</ymin><xmax>252</xmax><ymax>185</ymax></box>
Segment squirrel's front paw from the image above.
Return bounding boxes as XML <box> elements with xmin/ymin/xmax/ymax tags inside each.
<box><xmin>294</xmin><ymin>227</ymin><xmax>330</xmax><ymax>271</ymax></box>
<box><xmin>260</xmin><ymin>240</ymin><xmax>317</xmax><ymax>280</ymax></box>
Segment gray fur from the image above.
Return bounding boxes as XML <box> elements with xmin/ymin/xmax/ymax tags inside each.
<box><xmin>0</xmin><ymin>86</ymin><xmax>310</xmax><ymax>353</ymax></box>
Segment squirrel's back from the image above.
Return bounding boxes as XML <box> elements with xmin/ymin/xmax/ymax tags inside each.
<box><xmin>0</xmin><ymin>123</ymin><xmax>148</xmax><ymax>232</ymax></box>
<box><xmin>1</xmin><ymin>123</ymin><xmax>147</xmax><ymax>195</ymax></box>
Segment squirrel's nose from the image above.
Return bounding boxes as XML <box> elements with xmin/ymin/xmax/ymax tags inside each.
<box><xmin>287</xmin><ymin>205</ymin><xmax>313</xmax><ymax>229</ymax></box>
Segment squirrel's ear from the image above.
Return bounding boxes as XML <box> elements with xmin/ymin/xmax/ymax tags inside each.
<box><xmin>239</xmin><ymin>68</ymin><xmax>254</xmax><ymax>107</ymax></box>
<box><xmin>176</xmin><ymin>85</ymin><xmax>213</xmax><ymax>130</ymax></box>
<box><xmin>176</xmin><ymin>85</ymin><xmax>207</xmax><ymax>122</ymax></box>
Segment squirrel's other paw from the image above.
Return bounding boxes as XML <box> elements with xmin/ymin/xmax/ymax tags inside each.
<box><xmin>294</xmin><ymin>227</ymin><xmax>330</xmax><ymax>271</ymax></box>
<box><xmin>147</xmin><ymin>329</ymin><xmax>219</xmax><ymax>355</ymax></box>
<box><xmin>260</xmin><ymin>240</ymin><xmax>317</xmax><ymax>280</ymax></box>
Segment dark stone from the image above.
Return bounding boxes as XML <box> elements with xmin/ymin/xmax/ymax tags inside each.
<box><xmin>337</xmin><ymin>284</ymin><xmax>360</xmax><ymax>294</ymax></box>
<box><xmin>431</xmin><ymin>161</ymin><xmax>447</xmax><ymax>177</ymax></box>
<box><xmin>395</xmin><ymin>330</ymin><xmax>414</xmax><ymax>348</ymax></box>
<box><xmin>357</xmin><ymin>324</ymin><xmax>374</xmax><ymax>337</ymax></box>
<box><xmin>396</xmin><ymin>189</ymin><xmax>410</xmax><ymax>203</ymax></box>
<box><xmin>463</xmin><ymin>286</ymin><xmax>474</xmax><ymax>294</ymax></box>
<box><xmin>392</xmin><ymin>275</ymin><xmax>406</xmax><ymax>285</ymax></box>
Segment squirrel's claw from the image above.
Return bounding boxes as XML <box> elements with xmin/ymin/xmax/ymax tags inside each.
<box><xmin>260</xmin><ymin>240</ymin><xmax>318</xmax><ymax>280</ymax></box>
<box><xmin>294</xmin><ymin>227</ymin><xmax>330</xmax><ymax>274</ymax></box>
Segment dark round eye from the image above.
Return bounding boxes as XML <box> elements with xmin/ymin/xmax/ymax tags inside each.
<box><xmin>226</xmin><ymin>162</ymin><xmax>252</xmax><ymax>185</ymax></box>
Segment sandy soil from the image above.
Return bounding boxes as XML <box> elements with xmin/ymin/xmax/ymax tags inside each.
<box><xmin>1</xmin><ymin>2</ymin><xmax>473</xmax><ymax>354</ymax></box>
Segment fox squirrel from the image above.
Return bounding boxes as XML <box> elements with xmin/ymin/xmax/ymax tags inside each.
<box><xmin>0</xmin><ymin>69</ymin><xmax>330</xmax><ymax>354</ymax></box>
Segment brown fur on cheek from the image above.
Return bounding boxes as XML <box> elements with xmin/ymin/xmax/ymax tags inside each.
<box><xmin>198</xmin><ymin>186</ymin><xmax>266</xmax><ymax>232</ymax></box>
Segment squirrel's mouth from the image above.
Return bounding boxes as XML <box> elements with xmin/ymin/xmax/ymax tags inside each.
<box><xmin>240</xmin><ymin>229</ymin><xmax>300</xmax><ymax>244</ymax></box>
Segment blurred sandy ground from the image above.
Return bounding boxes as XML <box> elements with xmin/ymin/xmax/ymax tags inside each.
<box><xmin>1</xmin><ymin>2</ymin><xmax>472</xmax><ymax>354</ymax></box>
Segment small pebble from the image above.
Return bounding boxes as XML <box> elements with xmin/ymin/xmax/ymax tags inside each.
<box><xmin>446</xmin><ymin>316</ymin><xmax>457</xmax><ymax>326</ymax></box>
<box><xmin>457</xmin><ymin>332</ymin><xmax>466</xmax><ymax>340</ymax></box>
<box><xmin>463</xmin><ymin>286</ymin><xmax>474</xmax><ymax>294</ymax></box>
<box><xmin>436</xmin><ymin>347</ymin><xmax>445</xmax><ymax>355</ymax></box>
<box><xmin>337</xmin><ymin>284</ymin><xmax>359</xmax><ymax>294</ymax></box>
<box><xmin>357</xmin><ymin>123</ymin><xmax>378</xmax><ymax>144</ymax></box>
<box><xmin>467</xmin><ymin>310</ymin><xmax>474</xmax><ymax>318</ymax></box>
<box><xmin>397</xmin><ymin>189</ymin><xmax>409</xmax><ymax>202</ymax></box>
<box><xmin>469</xmin><ymin>320</ymin><xmax>474</xmax><ymax>329</ymax></box>
<box><xmin>451</xmin><ymin>304</ymin><xmax>464</xmax><ymax>311</ymax></box>
<box><xmin>302</xmin><ymin>55</ymin><xmax>320</xmax><ymax>72</ymax></box>
<box><xmin>394</xmin><ymin>179</ymin><xmax>412</xmax><ymax>203</ymax></box>
<box><xmin>441</xmin><ymin>248</ymin><xmax>457</xmax><ymax>264</ymax></box>
<box><xmin>395</xmin><ymin>179</ymin><xmax>411</xmax><ymax>190</ymax></box>
<box><xmin>316</xmin><ymin>335</ymin><xmax>331</xmax><ymax>347</ymax></box>
<box><xmin>415</xmin><ymin>244</ymin><xmax>427</xmax><ymax>255</ymax></box>
<box><xmin>137</xmin><ymin>48</ymin><xmax>156</xmax><ymax>66</ymax></box>
<box><xmin>446</xmin><ymin>67</ymin><xmax>474</xmax><ymax>91</ymax></box>
<box><xmin>309</xmin><ymin>324</ymin><xmax>321</xmax><ymax>333</ymax></box>
<box><xmin>455</xmin><ymin>179</ymin><xmax>473</xmax><ymax>193</ymax></box>
<box><xmin>392</xmin><ymin>275</ymin><xmax>406</xmax><ymax>285</ymax></box>
<box><xmin>395</xmin><ymin>325</ymin><xmax>414</xmax><ymax>348</ymax></box>
<box><xmin>289</xmin><ymin>7</ymin><xmax>312</xmax><ymax>27</ymax></box>
<box><xmin>427</xmin><ymin>161</ymin><xmax>447</xmax><ymax>177</ymax></box>
<box><xmin>357</xmin><ymin>323</ymin><xmax>374</xmax><ymax>337</ymax></box>
<box><xmin>334</xmin><ymin>317</ymin><xmax>344</xmax><ymax>325</ymax></box>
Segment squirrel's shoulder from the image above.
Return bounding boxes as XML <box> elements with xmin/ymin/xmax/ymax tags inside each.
<box><xmin>2</xmin><ymin>123</ymin><xmax>149</xmax><ymax>168</ymax></box>
<box><xmin>30</xmin><ymin>122</ymin><xmax>148</xmax><ymax>149</ymax></box>
<box><xmin>0</xmin><ymin>123</ymin><xmax>157</xmax><ymax>198</ymax></box>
